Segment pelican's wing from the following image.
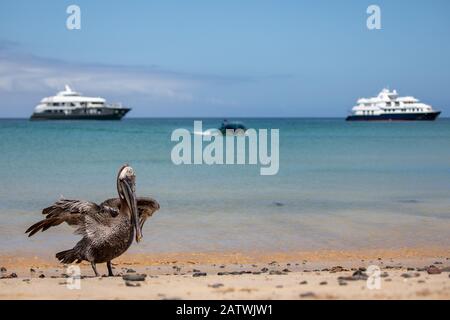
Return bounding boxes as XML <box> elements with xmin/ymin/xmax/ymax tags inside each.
<box><xmin>100</xmin><ymin>197</ymin><xmax>160</xmax><ymax>229</ymax></box>
<box><xmin>25</xmin><ymin>199</ymin><xmax>119</xmax><ymax>237</ymax></box>
<box><xmin>136</xmin><ymin>197</ymin><xmax>160</xmax><ymax>226</ymax></box>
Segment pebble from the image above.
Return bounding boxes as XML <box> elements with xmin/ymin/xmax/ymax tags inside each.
<box><xmin>0</xmin><ymin>267</ymin><xmax>6</xmax><ymax>272</ymax></box>
<box><xmin>125</xmin><ymin>281</ymin><xmax>141</xmax><ymax>287</ymax></box>
<box><xmin>38</xmin><ymin>274</ymin><xmax>45</xmax><ymax>278</ymax></box>
<box><xmin>300</xmin><ymin>292</ymin><xmax>316</xmax><ymax>298</ymax></box>
<box><xmin>193</xmin><ymin>272</ymin><xmax>207</xmax><ymax>277</ymax></box>
<box><xmin>319</xmin><ymin>281</ymin><xmax>327</xmax><ymax>285</ymax></box>
<box><xmin>269</xmin><ymin>270</ymin><xmax>287</xmax><ymax>275</ymax></box>
<box><xmin>426</xmin><ymin>266</ymin><xmax>442</xmax><ymax>275</ymax></box>
<box><xmin>299</xmin><ymin>281</ymin><xmax>307</xmax><ymax>285</ymax></box>
<box><xmin>330</xmin><ymin>266</ymin><xmax>344</xmax><ymax>273</ymax></box>
<box><xmin>338</xmin><ymin>270</ymin><xmax>368</xmax><ymax>281</ymax></box>
<box><xmin>122</xmin><ymin>274</ymin><xmax>147</xmax><ymax>281</ymax></box>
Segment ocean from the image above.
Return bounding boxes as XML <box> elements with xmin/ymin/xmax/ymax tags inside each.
<box><xmin>1</xmin><ymin>118</ymin><xmax>450</xmax><ymax>256</ymax></box>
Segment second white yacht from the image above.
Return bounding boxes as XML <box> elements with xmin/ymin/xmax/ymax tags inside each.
<box><xmin>346</xmin><ymin>89</ymin><xmax>441</xmax><ymax>121</ymax></box>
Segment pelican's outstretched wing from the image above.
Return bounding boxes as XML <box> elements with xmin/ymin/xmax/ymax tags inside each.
<box><xmin>25</xmin><ymin>199</ymin><xmax>119</xmax><ymax>237</ymax></box>
<box><xmin>100</xmin><ymin>197</ymin><xmax>160</xmax><ymax>233</ymax></box>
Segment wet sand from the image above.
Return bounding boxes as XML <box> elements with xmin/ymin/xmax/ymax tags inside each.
<box><xmin>1</xmin><ymin>247</ymin><xmax>449</xmax><ymax>300</ymax></box>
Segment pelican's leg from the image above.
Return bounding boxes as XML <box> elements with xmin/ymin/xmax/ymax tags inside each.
<box><xmin>91</xmin><ymin>262</ymin><xmax>99</xmax><ymax>277</ymax></box>
<box><xmin>107</xmin><ymin>261</ymin><xmax>114</xmax><ymax>277</ymax></box>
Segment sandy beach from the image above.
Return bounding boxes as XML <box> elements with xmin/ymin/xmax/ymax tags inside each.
<box><xmin>1</xmin><ymin>247</ymin><xmax>449</xmax><ymax>300</ymax></box>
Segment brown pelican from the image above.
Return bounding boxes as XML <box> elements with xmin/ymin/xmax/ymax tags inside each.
<box><xmin>25</xmin><ymin>165</ymin><xmax>160</xmax><ymax>277</ymax></box>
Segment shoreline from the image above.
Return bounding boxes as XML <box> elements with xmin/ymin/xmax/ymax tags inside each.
<box><xmin>1</xmin><ymin>246</ymin><xmax>449</xmax><ymax>268</ymax></box>
<box><xmin>1</xmin><ymin>246</ymin><xmax>449</xmax><ymax>300</ymax></box>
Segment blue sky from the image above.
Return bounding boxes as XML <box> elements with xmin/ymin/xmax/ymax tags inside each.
<box><xmin>0</xmin><ymin>0</ymin><xmax>449</xmax><ymax>117</ymax></box>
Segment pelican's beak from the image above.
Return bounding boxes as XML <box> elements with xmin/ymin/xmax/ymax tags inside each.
<box><xmin>121</xmin><ymin>179</ymin><xmax>142</xmax><ymax>243</ymax></box>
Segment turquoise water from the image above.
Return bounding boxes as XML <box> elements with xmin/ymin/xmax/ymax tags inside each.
<box><xmin>1</xmin><ymin>118</ymin><xmax>450</xmax><ymax>256</ymax></box>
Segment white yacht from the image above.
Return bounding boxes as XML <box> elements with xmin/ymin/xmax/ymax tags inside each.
<box><xmin>346</xmin><ymin>88</ymin><xmax>441</xmax><ymax>121</ymax></box>
<box><xmin>30</xmin><ymin>85</ymin><xmax>131</xmax><ymax>120</ymax></box>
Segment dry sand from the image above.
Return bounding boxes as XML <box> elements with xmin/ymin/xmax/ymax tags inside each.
<box><xmin>1</xmin><ymin>247</ymin><xmax>449</xmax><ymax>300</ymax></box>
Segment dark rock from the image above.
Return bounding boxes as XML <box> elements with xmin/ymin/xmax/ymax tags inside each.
<box><xmin>122</xmin><ymin>274</ymin><xmax>147</xmax><ymax>281</ymax></box>
<box><xmin>193</xmin><ymin>269</ymin><xmax>201</xmax><ymax>273</ymax></box>
<box><xmin>338</xmin><ymin>281</ymin><xmax>347</xmax><ymax>286</ymax></box>
<box><xmin>261</xmin><ymin>267</ymin><xmax>269</xmax><ymax>273</ymax></box>
<box><xmin>380</xmin><ymin>272</ymin><xmax>389</xmax><ymax>278</ymax></box>
<box><xmin>299</xmin><ymin>292</ymin><xmax>316</xmax><ymax>298</ymax></box>
<box><xmin>193</xmin><ymin>272</ymin><xmax>207</xmax><ymax>277</ymax></box>
<box><xmin>401</xmin><ymin>273</ymin><xmax>413</xmax><ymax>278</ymax></box>
<box><xmin>330</xmin><ymin>266</ymin><xmax>344</xmax><ymax>273</ymax></box>
<box><xmin>358</xmin><ymin>267</ymin><xmax>366</xmax><ymax>272</ymax></box>
<box><xmin>252</xmin><ymin>272</ymin><xmax>261</xmax><ymax>275</ymax></box>
<box><xmin>426</xmin><ymin>266</ymin><xmax>442</xmax><ymax>275</ymax></box>
<box><xmin>217</xmin><ymin>272</ymin><xmax>229</xmax><ymax>276</ymax></box>
<box><xmin>407</xmin><ymin>267</ymin><xmax>415</xmax><ymax>271</ymax></box>
<box><xmin>319</xmin><ymin>281</ymin><xmax>327</xmax><ymax>285</ymax></box>
<box><xmin>321</xmin><ymin>268</ymin><xmax>329</xmax><ymax>272</ymax></box>
<box><xmin>0</xmin><ymin>267</ymin><xmax>6</xmax><ymax>272</ymax></box>
<box><xmin>338</xmin><ymin>270</ymin><xmax>368</xmax><ymax>281</ymax></box>
<box><xmin>208</xmin><ymin>283</ymin><xmax>224</xmax><ymax>288</ymax></box>
<box><xmin>30</xmin><ymin>268</ymin><xmax>36</xmax><ymax>273</ymax></box>
<box><xmin>269</xmin><ymin>270</ymin><xmax>287</xmax><ymax>275</ymax></box>
<box><xmin>282</xmin><ymin>268</ymin><xmax>291</xmax><ymax>273</ymax></box>
<box><xmin>38</xmin><ymin>274</ymin><xmax>45</xmax><ymax>278</ymax></box>
<box><xmin>434</xmin><ymin>261</ymin><xmax>443</xmax><ymax>265</ymax></box>
<box><xmin>125</xmin><ymin>281</ymin><xmax>141</xmax><ymax>287</ymax></box>
<box><xmin>299</xmin><ymin>281</ymin><xmax>307</xmax><ymax>285</ymax></box>
<box><xmin>126</xmin><ymin>269</ymin><xmax>136</xmax><ymax>273</ymax></box>
<box><xmin>219</xmin><ymin>265</ymin><xmax>225</xmax><ymax>269</ymax></box>
<box><xmin>416</xmin><ymin>267</ymin><xmax>427</xmax><ymax>272</ymax></box>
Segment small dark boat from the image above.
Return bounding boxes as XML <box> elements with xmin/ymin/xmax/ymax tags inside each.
<box><xmin>219</xmin><ymin>120</ymin><xmax>247</xmax><ymax>135</ymax></box>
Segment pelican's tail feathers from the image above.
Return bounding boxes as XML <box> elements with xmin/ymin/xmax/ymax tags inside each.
<box><xmin>56</xmin><ymin>249</ymin><xmax>79</xmax><ymax>264</ymax></box>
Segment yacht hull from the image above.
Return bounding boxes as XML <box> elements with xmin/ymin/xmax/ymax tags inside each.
<box><xmin>346</xmin><ymin>111</ymin><xmax>441</xmax><ymax>122</ymax></box>
<box><xmin>30</xmin><ymin>107</ymin><xmax>131</xmax><ymax>121</ymax></box>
